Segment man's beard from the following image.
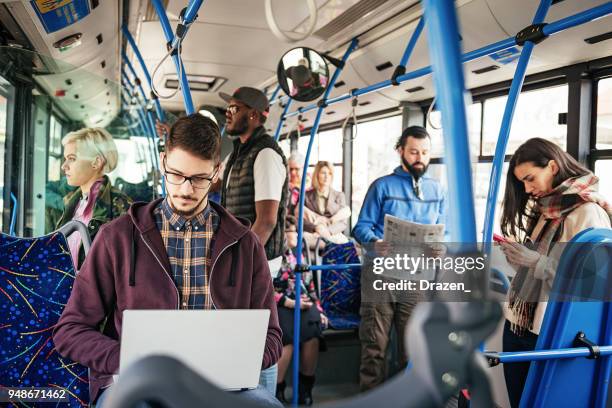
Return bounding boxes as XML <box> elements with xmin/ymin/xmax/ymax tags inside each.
<box><xmin>402</xmin><ymin>157</ymin><xmax>428</xmax><ymax>179</ymax></box>
<box><xmin>226</xmin><ymin>115</ymin><xmax>249</xmax><ymax>136</ymax></box>
<box><xmin>168</xmin><ymin>193</ymin><xmax>208</xmax><ymax>217</ymax></box>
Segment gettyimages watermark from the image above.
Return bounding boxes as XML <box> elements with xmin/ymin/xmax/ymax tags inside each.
<box><xmin>359</xmin><ymin>241</ymin><xmax>612</xmax><ymax>303</ymax></box>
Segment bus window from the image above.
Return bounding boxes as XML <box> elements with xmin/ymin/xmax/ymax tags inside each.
<box><xmin>596</xmin><ymin>77</ymin><xmax>612</xmax><ymax>150</ymax></box>
<box><xmin>110</xmin><ymin>137</ymin><xmax>156</xmax><ymax>198</ymax></box>
<box><xmin>482</xmin><ymin>85</ymin><xmax>568</xmax><ymax>155</ymax></box>
<box><xmin>426</xmin><ymin>102</ymin><xmax>482</xmax><ymax>158</ymax></box>
<box><xmin>48</xmin><ymin>115</ymin><xmax>63</xmax><ymax>182</ymax></box>
<box><xmin>297</xmin><ymin>128</ymin><xmax>343</xmax><ymax>192</ymax></box>
<box><xmin>352</xmin><ymin>115</ymin><xmax>402</xmax><ymax>225</ymax></box>
<box><xmin>473</xmin><ymin>162</ymin><xmax>509</xmax><ymax>235</ymax></box>
<box><xmin>278</xmin><ymin>138</ymin><xmax>290</xmax><ymax>159</ymax></box>
<box><xmin>594</xmin><ymin>77</ymin><xmax>612</xmax><ymax>199</ymax></box>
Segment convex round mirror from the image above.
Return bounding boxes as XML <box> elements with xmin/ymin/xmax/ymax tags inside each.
<box><xmin>277</xmin><ymin>47</ymin><xmax>329</xmax><ymax>102</ymax></box>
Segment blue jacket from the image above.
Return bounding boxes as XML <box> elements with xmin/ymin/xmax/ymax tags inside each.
<box><xmin>352</xmin><ymin>166</ymin><xmax>447</xmax><ymax>244</ymax></box>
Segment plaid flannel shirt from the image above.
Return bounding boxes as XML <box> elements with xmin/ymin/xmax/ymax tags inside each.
<box><xmin>154</xmin><ymin>199</ymin><xmax>219</xmax><ymax>309</ymax></box>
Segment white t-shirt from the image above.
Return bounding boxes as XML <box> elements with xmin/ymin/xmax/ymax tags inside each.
<box><xmin>222</xmin><ymin>148</ymin><xmax>286</xmax><ymax>202</ymax></box>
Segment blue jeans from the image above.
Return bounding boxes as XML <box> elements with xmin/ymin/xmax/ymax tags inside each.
<box><xmin>258</xmin><ymin>364</ymin><xmax>278</xmax><ymax>395</ymax></box>
<box><xmin>96</xmin><ymin>384</ymin><xmax>282</xmax><ymax>408</ymax></box>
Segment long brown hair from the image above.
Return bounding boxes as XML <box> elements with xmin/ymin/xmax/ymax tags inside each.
<box><xmin>500</xmin><ymin>138</ymin><xmax>590</xmax><ymax>240</ymax></box>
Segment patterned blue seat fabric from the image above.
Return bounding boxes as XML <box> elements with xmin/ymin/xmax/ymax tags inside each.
<box><xmin>0</xmin><ymin>232</ymin><xmax>89</xmax><ymax>407</ymax></box>
<box><xmin>320</xmin><ymin>241</ymin><xmax>361</xmax><ymax>330</ymax></box>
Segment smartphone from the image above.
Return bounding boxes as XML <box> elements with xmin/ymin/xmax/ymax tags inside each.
<box><xmin>493</xmin><ymin>233</ymin><xmax>506</xmax><ymax>243</ymax></box>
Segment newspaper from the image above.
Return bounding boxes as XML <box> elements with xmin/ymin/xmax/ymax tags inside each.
<box><xmin>383</xmin><ymin>214</ymin><xmax>444</xmax><ymax>244</ymax></box>
<box><xmin>381</xmin><ymin>215</ymin><xmax>445</xmax><ymax>281</ymax></box>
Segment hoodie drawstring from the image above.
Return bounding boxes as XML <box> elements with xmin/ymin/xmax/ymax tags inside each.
<box><xmin>130</xmin><ymin>223</ymin><xmax>136</xmax><ymax>286</ymax></box>
<box><xmin>229</xmin><ymin>242</ymin><xmax>239</xmax><ymax>287</ymax></box>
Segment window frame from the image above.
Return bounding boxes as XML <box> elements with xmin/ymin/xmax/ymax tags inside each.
<box><xmin>589</xmin><ymin>73</ymin><xmax>612</xmax><ymax>169</ymax></box>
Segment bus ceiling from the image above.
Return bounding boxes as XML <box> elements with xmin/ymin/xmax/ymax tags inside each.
<box><xmin>0</xmin><ymin>1</ymin><xmax>611</xmax><ymax>127</ymax></box>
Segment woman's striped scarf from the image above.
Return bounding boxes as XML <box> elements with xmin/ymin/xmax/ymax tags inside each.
<box><xmin>508</xmin><ymin>173</ymin><xmax>612</xmax><ymax>335</ymax></box>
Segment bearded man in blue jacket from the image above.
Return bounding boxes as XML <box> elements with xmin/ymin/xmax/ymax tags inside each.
<box><xmin>353</xmin><ymin>125</ymin><xmax>447</xmax><ymax>391</ymax></box>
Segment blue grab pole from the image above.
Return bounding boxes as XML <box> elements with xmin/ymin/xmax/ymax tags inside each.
<box><xmin>273</xmin><ymin>98</ymin><xmax>293</xmax><ymax>142</ymax></box>
<box><xmin>482</xmin><ymin>0</ymin><xmax>551</xmax><ymax>251</ymax></box>
<box><xmin>169</xmin><ymin>0</ymin><xmax>204</xmax><ymax>50</ymax></box>
<box><xmin>9</xmin><ymin>192</ymin><xmax>17</xmax><ymax>236</ymax></box>
<box><xmin>493</xmin><ymin>346</ymin><xmax>612</xmax><ymax>363</ymax></box>
<box><xmin>292</xmin><ymin>37</ymin><xmax>359</xmax><ymax>406</ymax></box>
<box><xmin>422</xmin><ymin>0</ymin><xmax>476</xmax><ymax>244</ymax></box>
<box><xmin>398</xmin><ymin>17</ymin><xmax>424</xmax><ymax>68</ymax></box>
<box><xmin>282</xmin><ymin>2</ymin><xmax>611</xmax><ymax>119</ymax></box>
<box><xmin>542</xmin><ymin>2</ymin><xmax>612</xmax><ymax>36</ymax></box>
<box><xmin>122</xmin><ymin>26</ymin><xmax>166</xmax><ymax>122</ymax></box>
<box><xmin>122</xmin><ymin>52</ymin><xmax>153</xmax><ymax>118</ymax></box>
<box><xmin>150</xmin><ymin>0</ymin><xmax>203</xmax><ymax>114</ymax></box>
<box><xmin>269</xmin><ymin>84</ymin><xmax>282</xmax><ymax>102</ymax></box>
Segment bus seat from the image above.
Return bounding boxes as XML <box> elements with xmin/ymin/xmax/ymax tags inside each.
<box><xmin>520</xmin><ymin>228</ymin><xmax>612</xmax><ymax>408</ymax></box>
<box><xmin>0</xmin><ymin>227</ymin><xmax>90</xmax><ymax>407</ymax></box>
<box><xmin>319</xmin><ymin>241</ymin><xmax>361</xmax><ymax>330</ymax></box>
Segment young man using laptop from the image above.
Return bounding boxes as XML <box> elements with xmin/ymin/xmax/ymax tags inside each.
<box><xmin>53</xmin><ymin>114</ymin><xmax>283</xmax><ymax>407</ymax></box>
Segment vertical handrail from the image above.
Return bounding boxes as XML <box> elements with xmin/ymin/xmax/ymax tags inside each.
<box><xmin>150</xmin><ymin>0</ymin><xmax>205</xmax><ymax>114</ymax></box>
<box><xmin>422</xmin><ymin>0</ymin><xmax>477</xmax><ymax>244</ymax></box>
<box><xmin>9</xmin><ymin>192</ymin><xmax>17</xmax><ymax>236</ymax></box>
<box><xmin>273</xmin><ymin>98</ymin><xmax>293</xmax><ymax>142</ymax></box>
<box><xmin>122</xmin><ymin>26</ymin><xmax>166</xmax><ymax>122</ymax></box>
<box><xmin>292</xmin><ymin>37</ymin><xmax>359</xmax><ymax>406</ymax></box>
<box><xmin>482</xmin><ymin>0</ymin><xmax>551</xmax><ymax>252</ymax></box>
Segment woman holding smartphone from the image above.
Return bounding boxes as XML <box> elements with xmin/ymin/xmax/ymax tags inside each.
<box><xmin>498</xmin><ymin>138</ymin><xmax>611</xmax><ymax>407</ymax></box>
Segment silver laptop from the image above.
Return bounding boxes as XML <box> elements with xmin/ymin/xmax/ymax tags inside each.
<box><xmin>120</xmin><ymin>309</ymin><xmax>270</xmax><ymax>390</ymax></box>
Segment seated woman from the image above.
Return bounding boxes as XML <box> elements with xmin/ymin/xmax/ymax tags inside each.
<box><xmin>46</xmin><ymin>127</ymin><xmax>132</xmax><ymax>271</ymax></box>
<box><xmin>300</xmin><ymin>161</ymin><xmax>351</xmax><ymax>248</ymax></box>
<box><xmin>274</xmin><ymin>229</ymin><xmax>328</xmax><ymax>406</ymax></box>
<box><xmin>499</xmin><ymin>138</ymin><xmax>611</xmax><ymax>408</ymax></box>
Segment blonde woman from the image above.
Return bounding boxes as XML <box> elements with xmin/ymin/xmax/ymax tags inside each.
<box><xmin>46</xmin><ymin>128</ymin><xmax>131</xmax><ymax>270</ymax></box>
<box><xmin>299</xmin><ymin>161</ymin><xmax>351</xmax><ymax>247</ymax></box>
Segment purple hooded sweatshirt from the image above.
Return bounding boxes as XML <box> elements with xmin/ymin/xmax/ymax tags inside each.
<box><xmin>53</xmin><ymin>199</ymin><xmax>282</xmax><ymax>402</ymax></box>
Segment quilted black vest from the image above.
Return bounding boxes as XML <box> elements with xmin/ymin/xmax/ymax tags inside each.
<box><xmin>221</xmin><ymin>127</ymin><xmax>288</xmax><ymax>259</ymax></box>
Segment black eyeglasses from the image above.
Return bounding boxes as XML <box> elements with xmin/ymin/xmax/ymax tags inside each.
<box><xmin>163</xmin><ymin>158</ymin><xmax>218</xmax><ymax>189</ymax></box>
